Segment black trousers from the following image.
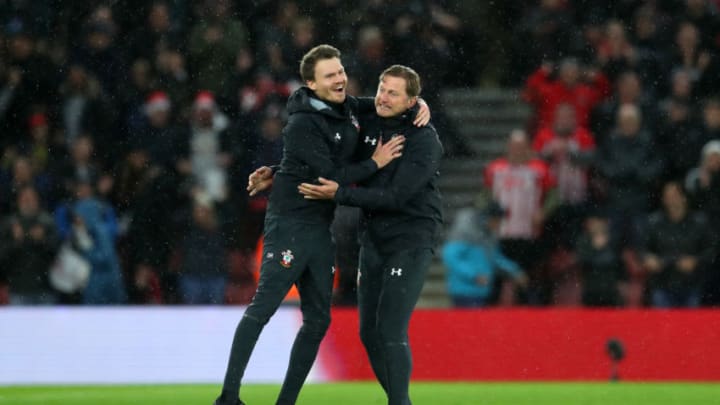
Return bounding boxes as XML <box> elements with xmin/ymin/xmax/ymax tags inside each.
<box><xmin>357</xmin><ymin>240</ymin><xmax>432</xmax><ymax>405</ymax></box>
<box><xmin>220</xmin><ymin>217</ymin><xmax>335</xmax><ymax>405</ymax></box>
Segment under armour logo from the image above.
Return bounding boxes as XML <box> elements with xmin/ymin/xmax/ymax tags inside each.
<box><xmin>334</xmin><ymin>133</ymin><xmax>341</xmax><ymax>141</ymax></box>
<box><xmin>364</xmin><ymin>136</ymin><xmax>377</xmax><ymax>146</ymax></box>
<box><xmin>331</xmin><ymin>266</ymin><xmax>336</xmax><ymax>274</ymax></box>
<box><xmin>390</xmin><ymin>268</ymin><xmax>402</xmax><ymax>276</ymax></box>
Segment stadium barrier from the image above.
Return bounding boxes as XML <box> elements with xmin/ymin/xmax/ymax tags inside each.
<box><xmin>1</xmin><ymin>308</ymin><xmax>718</xmax><ymax>385</ymax></box>
<box><xmin>322</xmin><ymin>309</ymin><xmax>720</xmax><ymax>381</ymax></box>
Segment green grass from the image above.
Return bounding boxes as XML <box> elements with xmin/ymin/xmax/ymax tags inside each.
<box><xmin>1</xmin><ymin>382</ymin><xmax>719</xmax><ymax>405</ymax></box>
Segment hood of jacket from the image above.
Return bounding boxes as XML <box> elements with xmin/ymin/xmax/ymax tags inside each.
<box><xmin>447</xmin><ymin>208</ymin><xmax>496</xmax><ymax>247</ymax></box>
<box><xmin>286</xmin><ymin>86</ymin><xmax>347</xmax><ymax>119</ymax></box>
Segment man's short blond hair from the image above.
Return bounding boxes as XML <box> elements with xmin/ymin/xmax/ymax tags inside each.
<box><xmin>379</xmin><ymin>65</ymin><xmax>421</xmax><ymax>98</ymax></box>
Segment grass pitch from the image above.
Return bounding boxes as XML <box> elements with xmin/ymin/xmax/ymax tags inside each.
<box><xmin>1</xmin><ymin>382</ymin><xmax>719</xmax><ymax>405</ymax></box>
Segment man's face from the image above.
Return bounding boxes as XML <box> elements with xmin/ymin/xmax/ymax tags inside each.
<box><xmin>17</xmin><ymin>188</ymin><xmax>39</xmax><ymax>217</ymax></box>
<box><xmin>559</xmin><ymin>63</ymin><xmax>579</xmax><ymax>87</ymax></box>
<box><xmin>703</xmin><ymin>104</ymin><xmax>720</xmax><ymax>129</ymax></box>
<box><xmin>308</xmin><ymin>57</ymin><xmax>347</xmax><ymax>104</ymax></box>
<box><xmin>662</xmin><ymin>184</ymin><xmax>686</xmax><ymax>212</ymax></box>
<box><xmin>507</xmin><ymin>136</ymin><xmax>529</xmax><ymax>163</ymax></box>
<box><xmin>553</xmin><ymin>105</ymin><xmax>576</xmax><ymax>136</ymax></box>
<box><xmin>375</xmin><ymin>75</ymin><xmax>416</xmax><ymax>118</ymax></box>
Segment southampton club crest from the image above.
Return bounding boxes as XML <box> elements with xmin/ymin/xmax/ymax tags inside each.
<box><xmin>280</xmin><ymin>249</ymin><xmax>294</xmax><ymax>268</ymax></box>
<box><xmin>350</xmin><ymin>113</ymin><xmax>361</xmax><ymax>132</ymax></box>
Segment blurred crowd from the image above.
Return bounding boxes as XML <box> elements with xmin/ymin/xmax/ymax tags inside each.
<box><xmin>0</xmin><ymin>0</ymin><xmax>479</xmax><ymax>305</ymax></box>
<box><xmin>444</xmin><ymin>0</ymin><xmax>720</xmax><ymax>308</ymax></box>
<box><xmin>4</xmin><ymin>0</ymin><xmax>720</xmax><ymax>309</ymax></box>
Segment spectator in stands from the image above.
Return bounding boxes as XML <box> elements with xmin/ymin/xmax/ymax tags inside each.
<box><xmin>232</xmin><ymin>72</ymin><xmax>291</xmax><ymax>123</ymax></box>
<box><xmin>533</xmin><ymin>103</ymin><xmax>596</xmax><ymax>247</ymax></box>
<box><xmin>72</xmin><ymin>13</ymin><xmax>125</xmax><ymax>96</ymax></box>
<box><xmin>282</xmin><ymin>17</ymin><xmax>316</xmax><ymax>79</ymax></box>
<box><xmin>591</xmin><ymin>70</ymin><xmax>659</xmax><ymax>142</ymax></box>
<box><xmin>0</xmin><ymin>186</ymin><xmax>60</xmax><ymax>305</ymax></box>
<box><xmin>679</xmin><ymin>0</ymin><xmax>720</xmax><ymax>53</ymax></box>
<box><xmin>639</xmin><ymin>181</ymin><xmax>715</xmax><ymax>308</ymax></box>
<box><xmin>346</xmin><ymin>25</ymin><xmax>388</xmax><ymax>95</ymax></box>
<box><xmin>0</xmin><ymin>155</ymin><xmax>52</xmax><ymax>216</ymax></box>
<box><xmin>117</xmin><ymin>91</ymin><xmax>190</xmax><ymax>304</ymax></box>
<box><xmin>595</xmin><ymin>103</ymin><xmax>663</xmax><ymax>244</ymax></box>
<box><xmin>113</xmin><ymin>130</ymin><xmax>171</xmax><ymax>304</ymax></box>
<box><xmin>508</xmin><ymin>0</ymin><xmax>578</xmax><ymax>85</ymax></box>
<box><xmin>57</xmin><ymin>174</ymin><xmax>126</xmax><ymax>304</ymax></box>
<box><xmin>631</xmin><ymin>5</ymin><xmax>667</xmax><ymax>96</ymax></box>
<box><xmin>118</xmin><ymin>59</ymin><xmax>156</xmax><ymax>142</ymax></box>
<box><xmin>686</xmin><ymin>140</ymin><xmax>720</xmax><ymax>200</ymax></box>
<box><xmin>125</xmin><ymin>1</ymin><xmax>182</xmax><ymax>65</ymax></box>
<box><xmin>657</xmin><ymin>96</ymin><xmax>706</xmax><ymax>182</ymax></box>
<box><xmin>176</xmin><ymin>91</ymin><xmax>237</xmax><ymax>204</ymax></box>
<box><xmin>187</xmin><ymin>0</ymin><xmax>248</xmax><ymax>94</ymax></box>
<box><xmin>662</xmin><ymin>69</ymin><xmax>697</xmax><ymax>111</ymax></box>
<box><xmin>219</xmin><ymin>47</ymin><xmax>257</xmax><ymax>117</ymax></box>
<box><xmin>697</xmin><ymin>97</ymin><xmax>720</xmax><ymax>141</ymax></box>
<box><xmin>57</xmin><ymin>63</ymin><xmax>117</xmax><ymax>151</ymax></box>
<box><xmin>254</xmin><ymin>1</ymin><xmax>299</xmax><ymax>80</ymax></box>
<box><xmin>0</xmin><ymin>17</ymin><xmax>57</xmax><ymax>147</ymax></box>
<box><xmin>131</xmin><ymin>91</ymin><xmax>182</xmax><ymax>170</ymax></box>
<box><xmin>443</xmin><ymin>200</ymin><xmax>528</xmax><ymax>307</ymax></box>
<box><xmin>55</xmin><ymin>135</ymin><xmax>102</xmax><ymax>203</ymax></box>
<box><xmin>574</xmin><ymin>210</ymin><xmax>626</xmax><ymax>307</ymax></box>
<box><xmin>533</xmin><ymin>103</ymin><xmax>595</xmax><ymax>207</ymax></box>
<box><xmin>596</xmin><ymin>20</ymin><xmax>638</xmax><ymax>82</ymax></box>
<box><xmin>173</xmin><ymin>193</ymin><xmax>228</xmax><ymax>304</ymax></box>
<box><xmin>685</xmin><ymin>140</ymin><xmax>720</xmax><ymax>305</ymax></box>
<box><xmin>667</xmin><ymin>20</ymin><xmax>720</xmax><ymax>98</ymax></box>
<box><xmin>484</xmin><ymin>129</ymin><xmax>557</xmax><ymax>304</ymax></box>
<box><xmin>18</xmin><ymin>113</ymin><xmax>62</xmax><ymax>178</ymax></box>
<box><xmin>524</xmin><ymin>58</ymin><xmax>610</xmax><ymax>132</ymax></box>
<box><xmin>155</xmin><ymin>46</ymin><xmax>192</xmax><ymax>118</ymax></box>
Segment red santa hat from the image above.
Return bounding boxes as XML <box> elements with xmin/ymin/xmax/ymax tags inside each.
<box><xmin>145</xmin><ymin>91</ymin><xmax>171</xmax><ymax>114</ymax></box>
<box><xmin>194</xmin><ymin>90</ymin><xmax>216</xmax><ymax>111</ymax></box>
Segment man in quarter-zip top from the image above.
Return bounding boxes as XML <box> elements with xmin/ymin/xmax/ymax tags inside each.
<box><xmin>299</xmin><ymin>65</ymin><xmax>443</xmax><ymax>405</ymax></box>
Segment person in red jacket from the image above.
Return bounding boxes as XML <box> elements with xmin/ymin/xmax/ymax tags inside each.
<box><xmin>523</xmin><ymin>58</ymin><xmax>611</xmax><ymax>131</ymax></box>
<box><xmin>533</xmin><ymin>103</ymin><xmax>596</xmax><ymax>206</ymax></box>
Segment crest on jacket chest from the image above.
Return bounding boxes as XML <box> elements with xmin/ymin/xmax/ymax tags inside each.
<box><xmin>350</xmin><ymin>113</ymin><xmax>361</xmax><ymax>132</ymax></box>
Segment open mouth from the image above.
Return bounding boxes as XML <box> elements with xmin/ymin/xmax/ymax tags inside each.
<box><xmin>333</xmin><ymin>84</ymin><xmax>345</xmax><ymax>94</ymax></box>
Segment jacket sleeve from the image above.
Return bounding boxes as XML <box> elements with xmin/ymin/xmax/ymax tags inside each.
<box><xmin>442</xmin><ymin>241</ymin><xmax>481</xmax><ymax>283</ymax></box>
<box><xmin>284</xmin><ymin>114</ymin><xmax>378</xmax><ymax>185</ymax></box>
<box><xmin>493</xmin><ymin>247</ymin><xmax>522</xmax><ymax>277</ymax></box>
<box><xmin>334</xmin><ymin>128</ymin><xmax>442</xmax><ymax>210</ymax></box>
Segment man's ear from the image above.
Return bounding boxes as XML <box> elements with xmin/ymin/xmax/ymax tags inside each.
<box><xmin>307</xmin><ymin>80</ymin><xmax>317</xmax><ymax>91</ymax></box>
<box><xmin>408</xmin><ymin>97</ymin><xmax>418</xmax><ymax>108</ymax></box>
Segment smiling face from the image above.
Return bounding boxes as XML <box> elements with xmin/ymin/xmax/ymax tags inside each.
<box><xmin>307</xmin><ymin>57</ymin><xmax>347</xmax><ymax>104</ymax></box>
<box><xmin>375</xmin><ymin>75</ymin><xmax>417</xmax><ymax>118</ymax></box>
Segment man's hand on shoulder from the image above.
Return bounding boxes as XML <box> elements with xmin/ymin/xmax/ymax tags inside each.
<box><xmin>414</xmin><ymin>98</ymin><xmax>431</xmax><ymax>127</ymax></box>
